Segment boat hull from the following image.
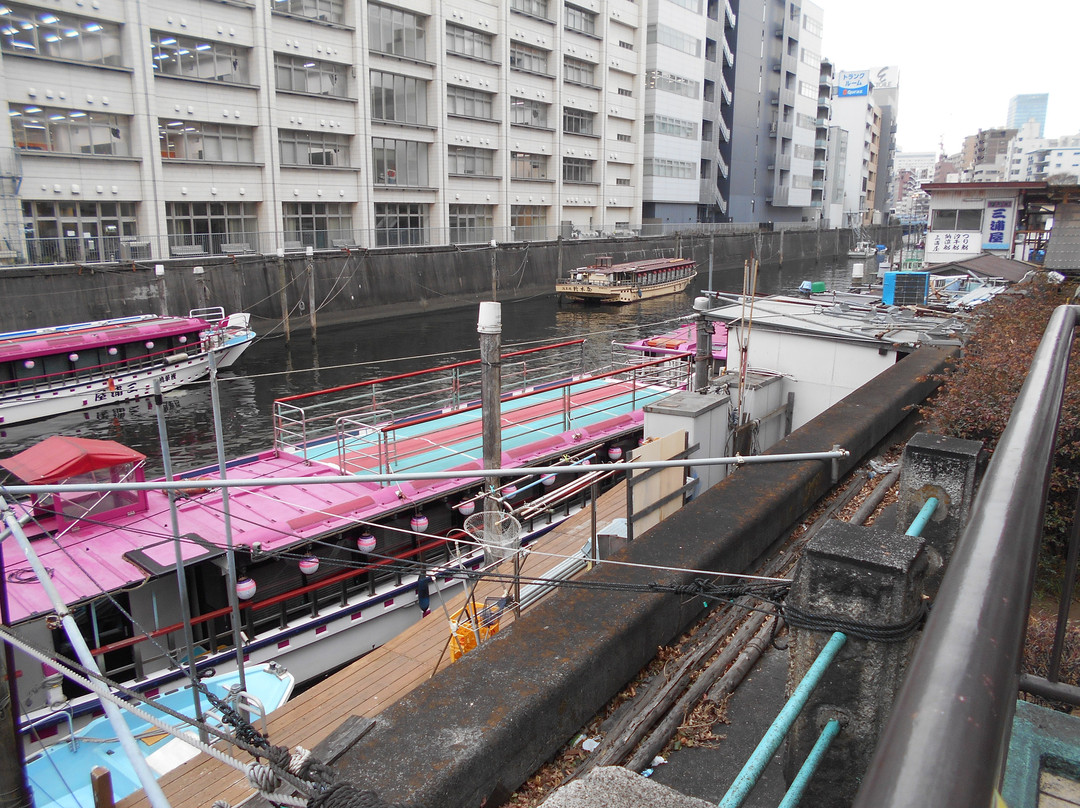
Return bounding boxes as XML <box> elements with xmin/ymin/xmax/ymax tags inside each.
<box><xmin>557</xmin><ymin>273</ymin><xmax>696</xmax><ymax>303</ymax></box>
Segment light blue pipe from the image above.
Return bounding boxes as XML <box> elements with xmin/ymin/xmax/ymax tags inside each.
<box><xmin>905</xmin><ymin>496</ymin><xmax>939</xmax><ymax>538</ymax></box>
<box><xmin>718</xmin><ymin>631</ymin><xmax>847</xmax><ymax>808</ymax></box>
<box><xmin>777</xmin><ymin>718</ymin><xmax>842</xmax><ymax>808</ymax></box>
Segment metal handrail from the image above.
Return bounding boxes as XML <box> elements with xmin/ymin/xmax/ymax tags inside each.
<box><xmin>855</xmin><ymin>304</ymin><xmax>1080</xmax><ymax>808</ymax></box>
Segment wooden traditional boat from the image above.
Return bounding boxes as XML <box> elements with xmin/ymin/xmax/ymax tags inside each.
<box><xmin>556</xmin><ymin>256</ymin><xmax>697</xmax><ymax>303</ymax></box>
<box><xmin>0</xmin><ymin>307</ymin><xmax>254</xmax><ymax>425</ymax></box>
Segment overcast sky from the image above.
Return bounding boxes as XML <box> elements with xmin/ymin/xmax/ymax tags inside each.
<box><xmin>815</xmin><ymin>0</ymin><xmax>1080</xmax><ymax>156</ymax></box>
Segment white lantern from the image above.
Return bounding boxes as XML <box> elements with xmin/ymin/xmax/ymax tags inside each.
<box><xmin>357</xmin><ymin>531</ymin><xmax>377</xmax><ymax>553</ymax></box>
<box><xmin>236</xmin><ymin>577</ymin><xmax>257</xmax><ymax>600</ymax></box>
<box><xmin>299</xmin><ymin>556</ymin><xmax>320</xmax><ymax>576</ymax></box>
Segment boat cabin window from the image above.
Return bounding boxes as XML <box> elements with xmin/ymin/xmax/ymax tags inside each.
<box><xmin>36</xmin><ymin>461</ymin><xmax>147</xmax><ymax>525</ymax></box>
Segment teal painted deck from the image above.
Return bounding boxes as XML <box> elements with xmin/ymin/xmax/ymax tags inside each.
<box><xmin>1004</xmin><ymin>700</ymin><xmax>1080</xmax><ymax>808</ymax></box>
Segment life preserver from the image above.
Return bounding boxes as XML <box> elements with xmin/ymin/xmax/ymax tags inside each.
<box><xmin>180</xmin><ymin>475</ymin><xmax>214</xmax><ymax>497</ymax></box>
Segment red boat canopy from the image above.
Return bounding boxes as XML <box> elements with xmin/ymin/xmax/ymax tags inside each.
<box><xmin>0</xmin><ymin>436</ymin><xmax>146</xmax><ymax>484</ymax></box>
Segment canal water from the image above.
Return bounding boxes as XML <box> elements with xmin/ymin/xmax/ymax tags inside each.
<box><xmin>0</xmin><ymin>255</ymin><xmax>871</xmax><ymax>475</ymax></box>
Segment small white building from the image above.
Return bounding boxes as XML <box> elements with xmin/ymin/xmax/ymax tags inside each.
<box><xmin>920</xmin><ymin>181</ymin><xmax>1044</xmax><ymax>264</ymax></box>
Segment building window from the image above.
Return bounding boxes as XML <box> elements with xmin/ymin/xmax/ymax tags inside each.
<box><xmin>0</xmin><ymin>4</ymin><xmax>122</xmax><ymax>66</ymax></box>
<box><xmin>618</xmin><ymin>40</ymin><xmax>634</xmax><ymax>51</ymax></box>
<box><xmin>647</xmin><ymin>70</ymin><xmax>700</xmax><ymax>98</ymax></box>
<box><xmin>643</xmin><ymin>158</ymin><xmax>695</xmax><ymax>178</ymax></box>
<box><xmin>275</xmin><ymin>53</ymin><xmax>348</xmax><ymax>97</ymax></box>
<box><xmin>616</xmin><ymin>133</ymin><xmax>631</xmax><ymax>142</ymax></box>
<box><xmin>564</xmin><ymin>57</ymin><xmax>595</xmax><ymax>86</ymax></box>
<box><xmin>800</xmin><ymin>47</ymin><xmax>819</xmax><ymax>67</ymax></box>
<box><xmin>562</xmin><ymin>157</ymin><xmax>594</xmax><ymax>183</ymax></box>
<box><xmin>371</xmin><ymin>138</ymin><xmax>429</xmax><ymax>185</ymax></box>
<box><xmin>798</xmin><ymin>81</ymin><xmax>817</xmax><ymax>100</ymax></box>
<box><xmin>646</xmin><ymin>24</ymin><xmax>701</xmax><ymax>56</ymax></box>
<box><xmin>617</xmin><ymin>87</ymin><xmax>633</xmax><ymax>97</ymax></box>
<box><xmin>159</xmin><ymin>120</ymin><xmax>255</xmax><ymax>162</ymax></box>
<box><xmin>272</xmin><ymin>0</ymin><xmax>345</xmax><ymax>25</ymax></box>
<box><xmin>374</xmin><ymin>202</ymin><xmax>426</xmax><ymax>246</ymax></box>
<box><xmin>11</xmin><ymin>104</ymin><xmax>130</xmax><ymax>156</ymax></box>
<box><xmin>932</xmin><ymin>209</ymin><xmax>983</xmax><ymax>231</ymax></box>
<box><xmin>511</xmin><ymin>0</ymin><xmax>550</xmax><ymax>19</ymax></box>
<box><xmin>511</xmin><ymin>98</ymin><xmax>550</xmax><ymax>128</ymax></box>
<box><xmin>565</xmin><ymin>5</ymin><xmax>597</xmax><ymax>35</ymax></box>
<box><xmin>22</xmin><ymin>200</ymin><xmax>137</xmax><ymax>264</ymax></box>
<box><xmin>282</xmin><ymin>202</ymin><xmax>353</xmax><ymax>249</ymax></box>
<box><xmin>563</xmin><ymin>107</ymin><xmax>596</xmax><ymax>136</ymax></box>
<box><xmin>279</xmin><ymin>130</ymin><xmax>350</xmax><ymax>166</ymax></box>
<box><xmin>446</xmin><ymin>23</ymin><xmax>493</xmax><ymax>60</ymax></box>
<box><xmin>511</xmin><ymin>152</ymin><xmax>548</xmax><ymax>179</ymax></box>
<box><xmin>449</xmin><ymin>204</ymin><xmax>493</xmax><ymax>243</ymax></box>
<box><xmin>165</xmin><ymin>201</ymin><xmax>258</xmax><ymax>254</ymax></box>
<box><xmin>370</xmin><ymin>71</ymin><xmax>429</xmax><ymax>125</ymax></box>
<box><xmin>368</xmin><ymin>3</ymin><xmax>426</xmax><ymax>60</ymax></box>
<box><xmin>645</xmin><ymin>115</ymin><xmax>697</xmax><ymax>139</ymax></box>
<box><xmin>446</xmin><ymin>86</ymin><xmax>494</xmax><ymax>120</ymax></box>
<box><xmin>151</xmin><ymin>32</ymin><xmax>249</xmax><ymax>84</ymax></box>
<box><xmin>447</xmin><ymin>146</ymin><xmax>494</xmax><ymax>176</ymax></box>
<box><xmin>796</xmin><ymin>112</ymin><xmax>816</xmax><ymax>130</ymax></box>
<box><xmin>615</xmin><ymin>177</ymin><xmax>630</xmax><ymax>186</ymax></box>
<box><xmin>668</xmin><ymin>0</ymin><xmax>701</xmax><ymax>9</ymax></box>
<box><xmin>803</xmin><ymin>14</ymin><xmax>823</xmax><ymax>36</ymax></box>
<box><xmin>511</xmin><ymin>204</ymin><xmax>547</xmax><ymax>240</ymax></box>
<box><xmin>510</xmin><ymin>42</ymin><xmax>548</xmax><ymax>74</ymax></box>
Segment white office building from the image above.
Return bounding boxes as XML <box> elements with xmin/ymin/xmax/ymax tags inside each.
<box><xmin>0</xmin><ymin>0</ymin><xmax>649</xmax><ymax>263</ymax></box>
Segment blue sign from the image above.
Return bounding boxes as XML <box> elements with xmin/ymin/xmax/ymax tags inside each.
<box><xmin>838</xmin><ymin>70</ymin><xmax>870</xmax><ymax>97</ymax></box>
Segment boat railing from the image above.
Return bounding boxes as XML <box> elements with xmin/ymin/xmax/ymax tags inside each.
<box><xmin>272</xmin><ymin>341</ymin><xmax>590</xmax><ymax>458</ymax></box>
<box><xmin>610</xmin><ymin>341</ymin><xmax>696</xmax><ymax>391</ymax></box>
<box><xmin>336</xmin><ymin>413</ymin><xmax>394</xmax><ymax>478</ymax></box>
<box><xmin>189</xmin><ymin>306</ymin><xmax>227</xmax><ymax>324</ymax></box>
<box><xmin>22</xmin><ymin>706</ymin><xmax>77</xmax><ymax>753</ymax></box>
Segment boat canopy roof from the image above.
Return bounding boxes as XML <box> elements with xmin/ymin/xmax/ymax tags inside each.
<box><xmin>0</xmin><ymin>436</ymin><xmax>146</xmax><ymax>484</ymax></box>
<box><xmin>579</xmin><ymin>256</ymin><xmax>695</xmax><ymax>276</ymax></box>
<box><xmin>0</xmin><ymin>315</ymin><xmax>211</xmax><ymax>363</ymax></box>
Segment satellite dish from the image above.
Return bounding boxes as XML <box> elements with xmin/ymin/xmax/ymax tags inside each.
<box><xmin>464</xmin><ymin>511</ymin><xmax>522</xmax><ymax>566</ymax></box>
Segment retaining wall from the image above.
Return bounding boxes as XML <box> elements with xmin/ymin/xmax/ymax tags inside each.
<box><xmin>0</xmin><ymin>227</ymin><xmax>894</xmax><ymax>333</ymax></box>
<box><xmin>328</xmin><ymin>343</ymin><xmax>954</xmax><ymax>808</ymax></box>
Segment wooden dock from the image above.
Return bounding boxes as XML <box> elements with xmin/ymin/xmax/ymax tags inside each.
<box><xmin>121</xmin><ymin>483</ymin><xmax>630</xmax><ymax>808</ymax></box>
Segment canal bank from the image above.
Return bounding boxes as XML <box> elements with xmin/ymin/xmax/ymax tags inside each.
<box><xmin>0</xmin><ymin>226</ymin><xmax>896</xmax><ymax>334</ymax></box>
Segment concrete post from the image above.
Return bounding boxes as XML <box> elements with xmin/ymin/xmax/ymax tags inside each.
<box><xmin>783</xmin><ymin>522</ymin><xmax>928</xmax><ymax>807</ymax></box>
<box><xmin>896</xmin><ymin>432</ymin><xmax>983</xmax><ymax>594</ymax></box>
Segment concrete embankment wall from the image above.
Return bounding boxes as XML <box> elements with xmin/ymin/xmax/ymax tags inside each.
<box><xmin>0</xmin><ymin>227</ymin><xmax>894</xmax><ymax>333</ymax></box>
<box><xmin>331</xmin><ymin>344</ymin><xmax>954</xmax><ymax>808</ymax></box>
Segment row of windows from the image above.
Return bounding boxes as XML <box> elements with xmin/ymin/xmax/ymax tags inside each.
<box><xmin>645</xmin><ymin>115</ymin><xmax>697</xmax><ymax>139</ymax></box>
<box><xmin>14</xmin><ymin>109</ymin><xmax>612</xmax><ymax>182</ymax></box>
<box><xmin>647</xmin><ymin>23</ymin><xmax>700</xmax><ymax>57</ymax></box>
<box><xmin>273</xmin><ymin>0</ymin><xmax>346</xmax><ymax>25</ymax></box>
<box><xmin>647</xmin><ymin>70</ymin><xmax>700</xmax><ymax>99</ymax></box>
<box><xmin>21</xmin><ymin>199</ymin><xmax>557</xmax><ymax>255</ymax></box>
<box><xmin>0</xmin><ymin>2</ymin><xmax>121</xmax><ymax>66</ymax></box>
<box><xmin>368</xmin><ymin>2</ymin><xmax>426</xmax><ymax>60</ymax></box>
<box><xmin>275</xmin><ymin>53</ymin><xmax>349</xmax><ymax>97</ymax></box>
<box><xmin>643</xmin><ymin>158</ymin><xmax>696</xmax><ymax>178</ymax></box>
<box><xmin>150</xmin><ymin>31</ymin><xmax>248</xmax><ymax>84</ymax></box>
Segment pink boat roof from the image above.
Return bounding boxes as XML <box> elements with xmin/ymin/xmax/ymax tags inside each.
<box><xmin>1</xmin><ymin>406</ymin><xmax>645</xmax><ymax>624</ymax></box>
<box><xmin>626</xmin><ymin>323</ymin><xmax>728</xmax><ymax>360</ymax></box>
<box><xmin>0</xmin><ymin>316</ymin><xmax>209</xmax><ymax>363</ymax></box>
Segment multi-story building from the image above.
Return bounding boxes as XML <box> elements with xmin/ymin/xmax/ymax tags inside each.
<box><xmin>1006</xmin><ymin>93</ymin><xmax>1048</xmax><ymax>137</ymax></box>
<box><xmin>727</xmin><ymin>0</ymin><xmax>823</xmax><ymax>223</ymax></box>
<box><xmin>1</xmin><ymin>0</ymin><xmax>651</xmax><ymax>263</ymax></box>
<box><xmin>829</xmin><ymin>68</ymin><xmax>880</xmax><ymax>226</ymax></box>
<box><xmin>892</xmin><ymin>151</ymin><xmax>934</xmax><ymax>224</ymax></box>
<box><xmin>867</xmin><ymin>65</ymin><xmax>897</xmax><ymax>220</ymax></box>
<box><xmin>1006</xmin><ymin>121</ymin><xmax>1080</xmax><ymax>183</ymax></box>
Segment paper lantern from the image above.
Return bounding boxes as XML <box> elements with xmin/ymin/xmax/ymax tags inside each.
<box><xmin>357</xmin><ymin>531</ymin><xmax>377</xmax><ymax>553</ymax></box>
<box><xmin>68</xmin><ymin>353</ymin><xmax>79</xmax><ymax>362</ymax></box>
<box><xmin>145</xmin><ymin>341</ymin><xmax>155</xmax><ymax>349</ymax></box>
<box><xmin>502</xmin><ymin>484</ymin><xmax>517</xmax><ymax>498</ymax></box>
<box><xmin>457</xmin><ymin>500</ymin><xmax>475</xmax><ymax>516</ymax></box>
<box><xmin>299</xmin><ymin>556</ymin><xmax>320</xmax><ymax>576</ymax></box>
<box><xmin>23</xmin><ymin>360</ymin><xmax>34</xmax><ymax>369</ymax></box>
<box><xmin>410</xmin><ymin>514</ymin><xmax>429</xmax><ymax>533</ymax></box>
<box><xmin>608</xmin><ymin>446</ymin><xmax>623</xmax><ymax>461</ymax></box>
<box><xmin>236</xmin><ymin>577</ymin><xmax>257</xmax><ymax>600</ymax></box>
<box><xmin>541</xmin><ymin>474</ymin><xmax>556</xmax><ymax>486</ymax></box>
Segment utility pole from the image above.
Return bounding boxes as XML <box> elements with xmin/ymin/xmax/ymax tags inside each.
<box><xmin>694</xmin><ymin>297</ymin><xmax>714</xmax><ymax>393</ymax></box>
<box><xmin>154</xmin><ymin>264</ymin><xmax>167</xmax><ymax>317</ymax></box>
<box><xmin>276</xmin><ymin>248</ymin><xmax>291</xmax><ymax>347</ymax></box>
<box><xmin>489</xmin><ymin>241</ymin><xmax>498</xmax><ymax>301</ymax></box>
<box><xmin>478</xmin><ymin>302</ymin><xmax>502</xmax><ymax>522</ymax></box>
<box><xmin>306</xmin><ymin>246</ymin><xmax>317</xmax><ymax>342</ymax></box>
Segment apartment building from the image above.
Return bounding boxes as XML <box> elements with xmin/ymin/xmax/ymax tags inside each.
<box><xmin>0</xmin><ymin>0</ymin><xmax>648</xmax><ymax>263</ymax></box>
<box><xmin>727</xmin><ymin>0</ymin><xmax>823</xmax><ymax>223</ymax></box>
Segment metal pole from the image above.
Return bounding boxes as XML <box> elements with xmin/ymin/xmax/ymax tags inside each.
<box><xmin>694</xmin><ymin>299</ymin><xmax>713</xmax><ymax>393</ymax></box>
<box><xmin>478</xmin><ymin>302</ymin><xmax>503</xmax><ymax>546</ymax></box>
<box><xmin>777</xmin><ymin>719</ymin><xmax>842</xmax><ymax>808</ymax></box>
<box><xmin>208</xmin><ymin>351</ymin><xmax>246</xmax><ymax>693</ymax></box>
<box><xmin>154</xmin><ymin>264</ymin><xmax>168</xmax><ymax>317</ymax></box>
<box><xmin>305</xmin><ymin>246</ymin><xmax>316</xmax><ymax>342</ymax></box>
<box><xmin>719</xmin><ymin>632</ymin><xmax>847</xmax><ymax>808</ymax></box>
<box><xmin>152</xmin><ymin>379</ymin><xmax>208</xmax><ymax>743</ymax></box>
<box><xmin>0</xmin><ymin>497</ymin><xmax>172</xmax><ymax>808</ymax></box>
<box><xmin>0</xmin><ymin>539</ymin><xmax>31</xmax><ymax>808</ymax></box>
<box><xmin>490</xmin><ymin>242</ymin><xmax>498</xmax><ymax>301</ymax></box>
<box><xmin>904</xmin><ymin>497</ymin><xmax>939</xmax><ymax>538</ymax></box>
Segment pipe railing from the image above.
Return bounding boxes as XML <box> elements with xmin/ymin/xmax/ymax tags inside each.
<box><xmin>855</xmin><ymin>304</ymin><xmax>1080</xmax><ymax>808</ymax></box>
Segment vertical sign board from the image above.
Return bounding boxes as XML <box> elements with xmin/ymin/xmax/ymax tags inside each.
<box><xmin>837</xmin><ymin>70</ymin><xmax>870</xmax><ymax>97</ymax></box>
<box><xmin>984</xmin><ymin>200</ymin><xmax>1014</xmax><ymax>251</ymax></box>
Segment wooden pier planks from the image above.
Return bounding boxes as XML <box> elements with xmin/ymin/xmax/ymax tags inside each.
<box><xmin>119</xmin><ymin>482</ymin><xmax>629</xmax><ymax>808</ymax></box>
